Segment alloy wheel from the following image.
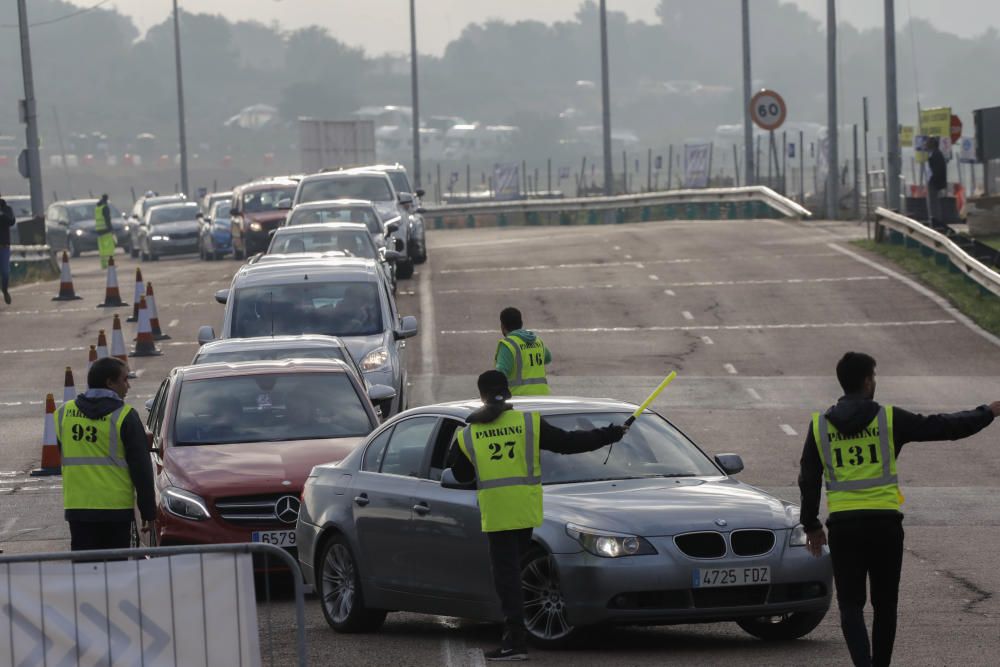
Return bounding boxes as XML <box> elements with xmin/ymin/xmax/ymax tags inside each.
<box><xmin>322</xmin><ymin>543</ymin><xmax>356</xmax><ymax>624</ymax></box>
<box><xmin>522</xmin><ymin>554</ymin><xmax>573</xmax><ymax>641</ymax></box>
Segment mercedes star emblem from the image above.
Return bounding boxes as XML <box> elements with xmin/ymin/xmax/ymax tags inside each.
<box><xmin>275</xmin><ymin>495</ymin><xmax>301</xmax><ymax>525</ymax></box>
<box><xmin>715</xmin><ymin>519</ymin><xmax>728</xmax><ymax>527</ymax></box>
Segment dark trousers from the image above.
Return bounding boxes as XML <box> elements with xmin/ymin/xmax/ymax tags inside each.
<box><xmin>828</xmin><ymin>516</ymin><xmax>904</xmax><ymax>667</ymax></box>
<box><xmin>487</xmin><ymin>527</ymin><xmax>533</xmax><ymax>634</ymax></box>
<box><xmin>69</xmin><ymin>520</ymin><xmax>132</xmax><ymax>552</ymax></box>
<box><xmin>0</xmin><ymin>246</ymin><xmax>10</xmax><ymax>293</ymax></box>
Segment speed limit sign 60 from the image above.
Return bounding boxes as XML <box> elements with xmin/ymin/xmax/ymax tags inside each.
<box><xmin>750</xmin><ymin>89</ymin><xmax>787</xmax><ymax>131</ymax></box>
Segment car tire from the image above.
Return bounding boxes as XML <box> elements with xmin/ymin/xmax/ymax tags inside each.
<box><xmin>395</xmin><ymin>259</ymin><xmax>414</xmax><ymax>280</ymax></box>
<box><xmin>67</xmin><ymin>238</ymin><xmax>80</xmax><ymax>258</ymax></box>
<box><xmin>521</xmin><ymin>548</ymin><xmax>580</xmax><ymax>649</ymax></box>
<box><xmin>318</xmin><ymin>534</ymin><xmax>386</xmax><ymax>633</ymax></box>
<box><xmin>140</xmin><ymin>245</ymin><xmax>149</xmax><ymax>261</ymax></box>
<box><xmin>736</xmin><ymin>610</ymin><xmax>826</xmax><ymax>641</ymax></box>
<box><xmin>411</xmin><ymin>238</ymin><xmax>427</xmax><ymax>264</ymax></box>
<box><xmin>130</xmin><ymin>243</ymin><xmax>139</xmax><ymax>258</ymax></box>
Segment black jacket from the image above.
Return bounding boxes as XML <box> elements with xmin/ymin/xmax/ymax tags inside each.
<box><xmin>445</xmin><ymin>402</ymin><xmax>624</xmax><ymax>484</ymax></box>
<box><xmin>0</xmin><ymin>200</ymin><xmax>15</xmax><ymax>247</ymax></box>
<box><xmin>929</xmin><ymin>149</ymin><xmax>947</xmax><ymax>190</ymax></box>
<box><xmin>798</xmin><ymin>394</ymin><xmax>993</xmax><ymax>531</ymax></box>
<box><xmin>59</xmin><ymin>390</ymin><xmax>157</xmax><ymax>523</ymax></box>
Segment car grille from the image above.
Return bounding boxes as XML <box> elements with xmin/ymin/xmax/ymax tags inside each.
<box><xmin>674</xmin><ymin>532</ymin><xmax>727</xmax><ymax>559</ymax></box>
<box><xmin>170</xmin><ymin>231</ymin><xmax>199</xmax><ymax>240</ymax></box>
<box><xmin>216</xmin><ymin>493</ymin><xmax>291</xmax><ymax>525</ymax></box>
<box><xmin>607</xmin><ymin>583</ymin><xmax>826</xmax><ymax>611</ymax></box>
<box><xmin>730</xmin><ymin>529</ymin><xmax>775</xmax><ymax>557</ymax></box>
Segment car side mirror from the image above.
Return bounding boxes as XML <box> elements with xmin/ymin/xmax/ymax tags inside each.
<box><xmin>196</xmin><ymin>212</ymin><xmax>204</xmax><ymax>220</ymax></box>
<box><xmin>197</xmin><ymin>325</ymin><xmax>216</xmax><ymax>345</ymax></box>
<box><xmin>394</xmin><ymin>315</ymin><xmax>418</xmax><ymax>340</ymax></box>
<box><xmin>385</xmin><ymin>221</ymin><xmax>400</xmax><ymax>234</ymax></box>
<box><xmin>144</xmin><ymin>399</ymin><xmax>155</xmax><ymax>411</ymax></box>
<box><xmin>276</xmin><ymin>198</ymin><xmax>292</xmax><ymax>210</ymax></box>
<box><xmin>415</xmin><ymin>189</ymin><xmax>425</xmax><ymax>198</ymax></box>
<box><xmin>416</xmin><ymin>207</ymin><xmax>427</xmax><ymax>214</ymax></box>
<box><xmin>714</xmin><ymin>453</ymin><xmax>744</xmax><ymax>475</ymax></box>
<box><xmin>383</xmin><ymin>250</ymin><xmax>406</xmax><ymax>263</ymax></box>
<box><xmin>367</xmin><ymin>384</ymin><xmax>397</xmax><ymax>403</ymax></box>
<box><xmin>398</xmin><ymin>192</ymin><xmax>414</xmax><ymax>206</ymax></box>
<box><xmin>441</xmin><ymin>468</ymin><xmax>475</xmax><ymax>490</ymax></box>
<box><xmin>266</xmin><ymin>229</ymin><xmax>276</xmax><ymax>239</ymax></box>
<box><xmin>394</xmin><ymin>238</ymin><xmax>405</xmax><ymax>252</ymax></box>
<box><xmin>213</xmin><ymin>289</ymin><xmax>229</xmax><ymax>305</ymax></box>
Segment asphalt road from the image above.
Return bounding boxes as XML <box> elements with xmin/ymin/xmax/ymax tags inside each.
<box><xmin>2</xmin><ymin>215</ymin><xmax>998</xmax><ymax>665</ymax></box>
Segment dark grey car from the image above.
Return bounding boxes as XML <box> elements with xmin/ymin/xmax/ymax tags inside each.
<box><xmin>296</xmin><ymin>398</ymin><xmax>833</xmax><ymax>648</ymax></box>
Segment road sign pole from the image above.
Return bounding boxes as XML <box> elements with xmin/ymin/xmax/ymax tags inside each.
<box><xmin>863</xmin><ymin>97</ymin><xmax>871</xmax><ymax>235</ymax></box>
<box><xmin>800</xmin><ymin>129</ymin><xmax>805</xmax><ymax>204</ymax></box>
<box><xmin>15</xmin><ymin>0</ymin><xmax>44</xmax><ymax>218</ymax></box>
<box><xmin>599</xmin><ymin>0</ymin><xmax>613</xmax><ymax>196</ymax></box>
<box><xmin>409</xmin><ymin>0</ymin><xmax>421</xmax><ymax>188</ymax></box>
<box><xmin>741</xmin><ymin>0</ymin><xmax>754</xmax><ymax>187</ymax></box>
<box><xmin>826</xmin><ymin>0</ymin><xmax>839</xmax><ymax>220</ymax></box>
<box><xmin>885</xmin><ymin>0</ymin><xmax>901</xmax><ymax>210</ymax></box>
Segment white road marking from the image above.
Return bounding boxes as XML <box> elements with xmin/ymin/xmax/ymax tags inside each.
<box><xmin>663</xmin><ymin>275</ymin><xmax>888</xmax><ymax>288</ymax></box>
<box><xmin>649</xmin><ymin>274</ymin><xmax>660</xmax><ymax>281</ymax></box>
<box><xmin>168</xmin><ymin>319</ymin><xmax>179</xmax><ymax>328</ymax></box>
<box><xmin>419</xmin><ymin>262</ymin><xmax>437</xmax><ymax>383</ymax></box>
<box><xmin>441</xmin><ymin>319</ymin><xmax>956</xmax><ymax>335</ymax></box>
<box><xmin>1</xmin><ymin>341</ymin><xmax>196</xmax><ymax>355</ymax></box>
<box><xmin>427</xmin><ymin>275</ymin><xmax>887</xmax><ymax>295</ymax></box>
<box><xmin>134</xmin><ymin>369</ymin><xmax>146</xmax><ymax>378</ymax></box>
<box><xmin>624</xmin><ymin>254</ymin><xmax>632</xmax><ymax>260</ymax></box>
<box><xmin>437</xmin><ymin>283</ymin><xmax>618</xmax><ymax>295</ymax></box>
<box><xmin>613</xmin><ymin>245</ymin><xmax>621</xmax><ymax>251</ymax></box>
<box><xmin>0</xmin><ymin>478</ymin><xmax>45</xmax><ymax>485</ymax></box>
<box><xmin>439</xmin><ymin>259</ymin><xmax>644</xmax><ymax>274</ymax></box>
<box><xmin>724</xmin><ymin>363</ymin><xmax>738</xmax><ymax>375</ymax></box>
<box><xmin>664</xmin><ymin>289</ymin><xmax>676</xmax><ymax>296</ymax></box>
<box><xmin>4</xmin><ymin>301</ymin><xmax>205</xmax><ymax>317</ymax></box>
<box><xmin>780</xmin><ymin>424</ymin><xmax>799</xmax><ymax>436</ymax></box>
<box><xmin>701</xmin><ymin>335</ymin><xmax>714</xmax><ymax>345</ymax></box>
<box><xmin>635</xmin><ymin>262</ymin><xmax>645</xmax><ymax>269</ymax></box>
<box><xmin>746</xmin><ymin>387</ymin><xmax>762</xmax><ymax>400</ymax></box>
<box><xmin>829</xmin><ymin>243</ymin><xmax>1000</xmax><ymax>348</ymax></box>
<box><xmin>467</xmin><ymin>648</ymin><xmax>486</xmax><ymax>666</ymax></box>
<box><xmin>682</xmin><ymin>311</ymin><xmax>694</xmax><ymax>321</ymax></box>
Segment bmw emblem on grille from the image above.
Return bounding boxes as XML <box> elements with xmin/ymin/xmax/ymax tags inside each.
<box><xmin>275</xmin><ymin>496</ymin><xmax>301</xmax><ymax>524</ymax></box>
<box><xmin>715</xmin><ymin>519</ymin><xmax>728</xmax><ymax>527</ymax></box>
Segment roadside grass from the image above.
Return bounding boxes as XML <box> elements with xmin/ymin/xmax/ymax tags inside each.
<box><xmin>10</xmin><ymin>258</ymin><xmax>59</xmax><ymax>287</ymax></box>
<box><xmin>977</xmin><ymin>235</ymin><xmax>1000</xmax><ymax>252</ymax></box>
<box><xmin>852</xmin><ymin>239</ymin><xmax>1000</xmax><ymax>338</ymax></box>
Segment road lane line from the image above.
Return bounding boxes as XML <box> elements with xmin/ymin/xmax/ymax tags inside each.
<box><xmin>780</xmin><ymin>424</ymin><xmax>799</xmax><ymax>436</ymax></box>
<box><xmin>682</xmin><ymin>311</ymin><xmax>694</xmax><ymax>321</ymax></box>
<box><xmin>624</xmin><ymin>254</ymin><xmax>632</xmax><ymax>260</ymax></box>
<box><xmin>1</xmin><ymin>341</ymin><xmax>196</xmax><ymax>355</ymax></box>
<box><xmin>746</xmin><ymin>388</ymin><xmax>762</xmax><ymax>400</ymax></box>
<box><xmin>432</xmin><ymin>275</ymin><xmax>888</xmax><ymax>295</ymax></box>
<box><xmin>649</xmin><ymin>274</ymin><xmax>660</xmax><ymax>281</ymax></box>
<box><xmin>168</xmin><ymin>319</ymin><xmax>179</xmax><ymax>328</ymax></box>
<box><xmin>724</xmin><ymin>363</ymin><xmax>738</xmax><ymax>375</ymax></box>
<box><xmin>467</xmin><ymin>648</ymin><xmax>486</xmax><ymax>666</ymax></box>
<box><xmin>419</xmin><ymin>263</ymin><xmax>437</xmax><ymax>383</ymax></box>
<box><xmin>440</xmin><ymin>319</ymin><xmax>956</xmax><ymax>335</ymax></box>
<box><xmin>613</xmin><ymin>245</ymin><xmax>621</xmax><ymax>251</ymax></box>
<box><xmin>701</xmin><ymin>336</ymin><xmax>714</xmax><ymax>345</ymax></box>
<box><xmin>829</xmin><ymin>242</ymin><xmax>1000</xmax><ymax>348</ymax></box>
<box><xmin>664</xmin><ymin>289</ymin><xmax>676</xmax><ymax>296</ymax></box>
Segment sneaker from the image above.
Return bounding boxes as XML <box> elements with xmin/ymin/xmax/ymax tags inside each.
<box><xmin>484</xmin><ymin>646</ymin><xmax>527</xmax><ymax>662</ymax></box>
<box><xmin>2</xmin><ymin>290</ymin><xmax>9</xmax><ymax>305</ymax></box>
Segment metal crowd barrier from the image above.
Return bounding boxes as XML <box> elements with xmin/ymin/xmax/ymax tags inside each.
<box><xmin>423</xmin><ymin>185</ymin><xmax>812</xmax><ymax>229</ymax></box>
<box><xmin>874</xmin><ymin>206</ymin><xmax>1000</xmax><ymax>298</ymax></box>
<box><xmin>8</xmin><ymin>244</ymin><xmax>53</xmax><ymax>262</ymax></box>
<box><xmin>0</xmin><ymin>542</ymin><xmax>307</xmax><ymax>667</ymax></box>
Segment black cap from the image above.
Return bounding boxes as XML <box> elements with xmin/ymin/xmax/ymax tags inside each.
<box><xmin>477</xmin><ymin>370</ymin><xmax>511</xmax><ymax>404</ymax></box>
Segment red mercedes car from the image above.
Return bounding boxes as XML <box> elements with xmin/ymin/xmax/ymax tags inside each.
<box><xmin>136</xmin><ymin>359</ymin><xmax>388</xmax><ymax>552</ymax></box>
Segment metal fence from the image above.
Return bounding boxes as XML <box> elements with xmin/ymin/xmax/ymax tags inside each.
<box><xmin>0</xmin><ymin>542</ymin><xmax>306</xmax><ymax>667</ymax></box>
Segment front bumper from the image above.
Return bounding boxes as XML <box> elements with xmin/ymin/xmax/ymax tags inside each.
<box><xmin>295</xmin><ymin>519</ymin><xmax>321</xmax><ymax>587</ymax></box>
<box><xmin>555</xmin><ymin>537</ymin><xmax>832</xmax><ymax>627</ymax></box>
<box><xmin>207</xmin><ymin>232</ymin><xmax>233</xmax><ymax>254</ymax></box>
<box><xmin>150</xmin><ymin>237</ymin><xmax>199</xmax><ymax>255</ymax></box>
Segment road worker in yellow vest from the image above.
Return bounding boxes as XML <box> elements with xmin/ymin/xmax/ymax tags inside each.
<box><xmin>798</xmin><ymin>352</ymin><xmax>999</xmax><ymax>667</ymax></box>
<box><xmin>57</xmin><ymin>357</ymin><xmax>156</xmax><ymax>551</ymax></box>
<box><xmin>446</xmin><ymin>370</ymin><xmax>625</xmax><ymax>661</ymax></box>
<box><xmin>94</xmin><ymin>193</ymin><xmax>116</xmax><ymax>269</ymax></box>
<box><xmin>495</xmin><ymin>307</ymin><xmax>551</xmax><ymax>396</ymax></box>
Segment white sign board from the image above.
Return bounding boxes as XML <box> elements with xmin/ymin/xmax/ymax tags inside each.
<box><xmin>1</xmin><ymin>553</ymin><xmax>261</xmax><ymax>667</ymax></box>
<box><xmin>683</xmin><ymin>143</ymin><xmax>712</xmax><ymax>188</ymax></box>
<box><xmin>960</xmin><ymin>137</ymin><xmax>977</xmax><ymax>163</ymax></box>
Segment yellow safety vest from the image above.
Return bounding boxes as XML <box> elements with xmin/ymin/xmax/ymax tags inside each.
<box><xmin>812</xmin><ymin>406</ymin><xmax>901</xmax><ymax>513</ymax></box>
<box><xmin>496</xmin><ymin>334</ymin><xmax>550</xmax><ymax>396</ymax></box>
<box><xmin>457</xmin><ymin>410</ymin><xmax>543</xmax><ymax>532</ymax></box>
<box><xmin>57</xmin><ymin>399</ymin><xmax>135</xmax><ymax>510</ymax></box>
<box><xmin>94</xmin><ymin>202</ymin><xmax>111</xmax><ymax>234</ymax></box>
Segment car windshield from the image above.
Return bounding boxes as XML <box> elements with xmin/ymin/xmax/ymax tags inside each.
<box><xmin>211</xmin><ymin>202</ymin><xmax>232</xmax><ymax>220</ymax></box>
<box><xmin>243</xmin><ymin>187</ymin><xmax>296</xmax><ymax>212</ymax></box>
<box><xmin>150</xmin><ymin>206</ymin><xmax>199</xmax><ymax>224</ymax></box>
<box><xmin>268</xmin><ymin>230</ymin><xmax>376</xmax><ymax>258</ymax></box>
<box><xmin>539</xmin><ymin>412</ymin><xmax>720</xmax><ymax>484</ymax></box>
<box><xmin>298</xmin><ymin>176</ymin><xmax>393</xmax><ymax>204</ymax></box>
<box><xmin>8</xmin><ymin>199</ymin><xmax>32</xmax><ymax>217</ymax></box>
<box><xmin>142</xmin><ymin>197</ymin><xmax>184</xmax><ymax>214</ymax></box>
<box><xmin>287</xmin><ymin>207</ymin><xmax>381</xmax><ymax>235</ymax></box>
<box><xmin>386</xmin><ymin>171</ymin><xmax>412</xmax><ymax>194</ymax></box>
<box><xmin>173</xmin><ymin>372</ymin><xmax>371</xmax><ymax>445</ymax></box>
<box><xmin>194</xmin><ymin>347</ymin><xmax>348</xmax><ymax>365</ymax></box>
<box><xmin>68</xmin><ymin>203</ymin><xmax>122</xmax><ymax>222</ymax></box>
<box><xmin>231</xmin><ymin>281</ymin><xmax>383</xmax><ymax>338</ymax></box>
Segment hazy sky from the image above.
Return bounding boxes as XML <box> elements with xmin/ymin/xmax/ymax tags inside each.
<box><xmin>95</xmin><ymin>1</ymin><xmax>999</xmax><ymax>56</ymax></box>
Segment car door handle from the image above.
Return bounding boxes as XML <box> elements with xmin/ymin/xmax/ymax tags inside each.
<box><xmin>354</xmin><ymin>494</ymin><xmax>370</xmax><ymax>507</ymax></box>
<box><xmin>412</xmin><ymin>503</ymin><xmax>430</xmax><ymax>515</ymax></box>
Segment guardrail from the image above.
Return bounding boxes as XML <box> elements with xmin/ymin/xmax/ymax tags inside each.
<box><xmin>8</xmin><ymin>244</ymin><xmax>52</xmax><ymax>262</ymax></box>
<box><xmin>424</xmin><ymin>185</ymin><xmax>812</xmax><ymax>230</ymax></box>
<box><xmin>874</xmin><ymin>206</ymin><xmax>1000</xmax><ymax>298</ymax></box>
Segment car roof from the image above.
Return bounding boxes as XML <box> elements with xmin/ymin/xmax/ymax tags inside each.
<box><xmin>233</xmin><ymin>257</ymin><xmax>380</xmax><ymax>287</ymax></box>
<box><xmin>255</xmin><ymin>251</ymin><xmax>353</xmax><ymax>264</ymax></box>
<box><xmin>151</xmin><ymin>201</ymin><xmax>199</xmax><ymax>209</ymax></box>
<box><xmin>300</xmin><ymin>170</ymin><xmax>391</xmax><ymax>183</ymax></box>
<box><xmin>235</xmin><ymin>178</ymin><xmax>298</xmax><ymax>192</ymax></box>
<box><xmin>174</xmin><ymin>357</ymin><xmax>354</xmax><ymax>380</ymax></box>
<box><xmin>291</xmin><ymin>199</ymin><xmax>375</xmax><ymax>210</ymax></box>
<box><xmin>361</xmin><ymin>164</ymin><xmax>406</xmax><ymax>173</ymax></box>
<box><xmin>392</xmin><ymin>397</ymin><xmax>644</xmax><ymax>421</ymax></box>
<box><xmin>59</xmin><ymin>198</ymin><xmax>101</xmax><ymax>206</ymax></box>
<box><xmin>197</xmin><ymin>335</ymin><xmax>349</xmax><ymax>354</ymax></box>
<box><xmin>273</xmin><ymin>222</ymin><xmax>368</xmax><ymax>234</ymax></box>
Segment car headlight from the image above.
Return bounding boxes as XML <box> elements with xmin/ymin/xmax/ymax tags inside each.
<box><xmin>249</xmin><ymin>221</ymin><xmax>263</xmax><ymax>232</ymax></box>
<box><xmin>123</xmin><ymin>224</ymin><xmax>131</xmax><ymax>233</ymax></box>
<box><xmin>162</xmin><ymin>487</ymin><xmax>210</xmax><ymax>521</ymax></box>
<box><xmin>566</xmin><ymin>523</ymin><xmax>656</xmax><ymax>558</ymax></box>
<box><xmin>789</xmin><ymin>524</ymin><xmax>808</xmax><ymax>546</ymax></box>
<box><xmin>361</xmin><ymin>346</ymin><xmax>390</xmax><ymax>371</ymax></box>
<box><xmin>151</xmin><ymin>235</ymin><xmax>169</xmax><ymax>241</ymax></box>
<box><xmin>74</xmin><ymin>229</ymin><xmax>85</xmax><ymax>236</ymax></box>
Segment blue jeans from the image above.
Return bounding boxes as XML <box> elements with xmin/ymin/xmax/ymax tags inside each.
<box><xmin>0</xmin><ymin>246</ymin><xmax>10</xmax><ymax>292</ymax></box>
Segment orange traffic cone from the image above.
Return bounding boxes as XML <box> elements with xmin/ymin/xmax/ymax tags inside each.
<box><xmin>30</xmin><ymin>394</ymin><xmax>61</xmax><ymax>476</ymax></box>
<box><xmin>145</xmin><ymin>282</ymin><xmax>170</xmax><ymax>340</ymax></box>
<box><xmin>87</xmin><ymin>344</ymin><xmax>97</xmax><ymax>371</ymax></box>
<box><xmin>127</xmin><ymin>267</ymin><xmax>144</xmax><ymax>322</ymax></box>
<box><xmin>110</xmin><ymin>314</ymin><xmax>137</xmax><ymax>378</ymax></box>
<box><xmin>96</xmin><ymin>329</ymin><xmax>109</xmax><ymax>359</ymax></box>
<box><xmin>132</xmin><ymin>296</ymin><xmax>161</xmax><ymax>357</ymax></box>
<box><xmin>62</xmin><ymin>367</ymin><xmax>76</xmax><ymax>405</ymax></box>
<box><xmin>96</xmin><ymin>256</ymin><xmax>127</xmax><ymax>308</ymax></box>
<box><xmin>52</xmin><ymin>251</ymin><xmax>82</xmax><ymax>301</ymax></box>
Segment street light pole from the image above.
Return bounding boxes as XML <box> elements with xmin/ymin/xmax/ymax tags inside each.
<box><xmin>15</xmin><ymin>0</ymin><xmax>44</xmax><ymax>218</ymax></box>
<box><xmin>599</xmin><ymin>0</ymin><xmax>613</xmax><ymax>196</ymax></box>
<box><xmin>409</xmin><ymin>0</ymin><xmax>421</xmax><ymax>188</ymax></box>
<box><xmin>826</xmin><ymin>0</ymin><xmax>839</xmax><ymax>220</ymax></box>
<box><xmin>172</xmin><ymin>0</ymin><xmax>189</xmax><ymax>196</ymax></box>
<box><xmin>741</xmin><ymin>0</ymin><xmax>754</xmax><ymax>187</ymax></box>
<box><xmin>884</xmin><ymin>0</ymin><xmax>901</xmax><ymax>211</ymax></box>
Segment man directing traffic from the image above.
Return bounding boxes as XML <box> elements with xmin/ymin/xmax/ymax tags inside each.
<box><xmin>495</xmin><ymin>307</ymin><xmax>551</xmax><ymax>396</ymax></box>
